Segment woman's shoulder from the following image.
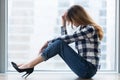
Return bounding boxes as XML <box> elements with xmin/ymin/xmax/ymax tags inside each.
<box><xmin>81</xmin><ymin>25</ymin><xmax>95</xmax><ymax>32</ymax></box>
<box><xmin>86</xmin><ymin>25</ymin><xmax>95</xmax><ymax>30</ymax></box>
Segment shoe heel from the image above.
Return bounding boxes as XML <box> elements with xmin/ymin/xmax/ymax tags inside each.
<box><xmin>24</xmin><ymin>73</ymin><xmax>31</xmax><ymax>79</ymax></box>
<box><xmin>22</xmin><ymin>72</ymin><xmax>27</xmax><ymax>77</ymax></box>
<box><xmin>22</xmin><ymin>72</ymin><xmax>32</xmax><ymax>79</ymax></box>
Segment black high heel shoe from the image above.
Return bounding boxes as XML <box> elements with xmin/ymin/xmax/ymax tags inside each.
<box><xmin>11</xmin><ymin>62</ymin><xmax>34</xmax><ymax>78</ymax></box>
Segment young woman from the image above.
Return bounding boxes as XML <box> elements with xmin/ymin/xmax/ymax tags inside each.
<box><xmin>11</xmin><ymin>5</ymin><xmax>103</xmax><ymax>79</ymax></box>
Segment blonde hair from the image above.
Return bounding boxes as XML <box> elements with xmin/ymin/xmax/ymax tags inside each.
<box><xmin>66</xmin><ymin>5</ymin><xmax>103</xmax><ymax>40</ymax></box>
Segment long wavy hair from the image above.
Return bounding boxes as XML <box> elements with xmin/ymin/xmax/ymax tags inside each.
<box><xmin>66</xmin><ymin>5</ymin><xmax>103</xmax><ymax>40</ymax></box>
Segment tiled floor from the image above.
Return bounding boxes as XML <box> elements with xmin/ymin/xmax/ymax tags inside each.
<box><xmin>0</xmin><ymin>72</ymin><xmax>120</xmax><ymax>80</ymax></box>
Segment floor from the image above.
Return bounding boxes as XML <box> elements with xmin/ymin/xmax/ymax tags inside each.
<box><xmin>0</xmin><ymin>72</ymin><xmax>120</xmax><ymax>80</ymax></box>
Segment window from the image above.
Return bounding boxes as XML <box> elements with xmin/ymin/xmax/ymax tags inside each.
<box><xmin>8</xmin><ymin>0</ymin><xmax>116</xmax><ymax>71</ymax></box>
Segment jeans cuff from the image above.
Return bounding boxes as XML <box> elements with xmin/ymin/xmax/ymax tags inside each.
<box><xmin>41</xmin><ymin>53</ymin><xmax>48</xmax><ymax>61</ymax></box>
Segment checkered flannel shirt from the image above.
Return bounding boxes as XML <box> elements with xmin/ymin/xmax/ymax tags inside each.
<box><xmin>49</xmin><ymin>25</ymin><xmax>101</xmax><ymax>68</ymax></box>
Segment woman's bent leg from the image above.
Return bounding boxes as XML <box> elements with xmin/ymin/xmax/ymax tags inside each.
<box><xmin>41</xmin><ymin>39</ymin><xmax>96</xmax><ymax>78</ymax></box>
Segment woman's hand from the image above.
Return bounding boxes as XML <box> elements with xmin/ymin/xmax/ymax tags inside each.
<box><xmin>62</xmin><ymin>12</ymin><xmax>67</xmax><ymax>27</ymax></box>
<box><xmin>39</xmin><ymin>41</ymin><xmax>49</xmax><ymax>54</ymax></box>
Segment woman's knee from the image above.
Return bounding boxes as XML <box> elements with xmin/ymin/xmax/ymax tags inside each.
<box><xmin>53</xmin><ymin>39</ymin><xmax>65</xmax><ymax>44</ymax></box>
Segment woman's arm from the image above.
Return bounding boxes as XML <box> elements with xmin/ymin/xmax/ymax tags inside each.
<box><xmin>50</xmin><ymin>26</ymin><xmax>95</xmax><ymax>44</ymax></box>
<box><xmin>61</xmin><ymin>12</ymin><xmax>67</xmax><ymax>35</ymax></box>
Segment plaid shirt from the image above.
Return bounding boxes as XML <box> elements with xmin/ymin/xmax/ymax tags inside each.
<box><xmin>49</xmin><ymin>25</ymin><xmax>101</xmax><ymax>68</ymax></box>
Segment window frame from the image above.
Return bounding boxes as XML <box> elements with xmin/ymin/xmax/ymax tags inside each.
<box><xmin>117</xmin><ymin>0</ymin><xmax>120</xmax><ymax>73</ymax></box>
<box><xmin>0</xmin><ymin>0</ymin><xmax>8</xmax><ymax>73</ymax></box>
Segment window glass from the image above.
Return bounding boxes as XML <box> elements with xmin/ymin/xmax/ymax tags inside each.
<box><xmin>8</xmin><ymin>0</ymin><xmax>116</xmax><ymax>71</ymax></box>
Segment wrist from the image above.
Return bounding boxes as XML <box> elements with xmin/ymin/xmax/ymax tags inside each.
<box><xmin>62</xmin><ymin>20</ymin><xmax>66</xmax><ymax>26</ymax></box>
<box><xmin>62</xmin><ymin>25</ymin><xmax>66</xmax><ymax>27</ymax></box>
<box><xmin>61</xmin><ymin>23</ymin><xmax>66</xmax><ymax>27</ymax></box>
<box><xmin>61</xmin><ymin>26</ymin><xmax>66</xmax><ymax>28</ymax></box>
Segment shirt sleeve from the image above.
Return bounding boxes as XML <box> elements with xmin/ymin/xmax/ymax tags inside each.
<box><xmin>61</xmin><ymin>26</ymin><xmax>67</xmax><ymax>35</ymax></box>
<box><xmin>49</xmin><ymin>26</ymin><xmax>95</xmax><ymax>44</ymax></box>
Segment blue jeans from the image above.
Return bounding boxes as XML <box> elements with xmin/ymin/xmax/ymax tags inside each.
<box><xmin>41</xmin><ymin>39</ymin><xmax>97</xmax><ymax>79</ymax></box>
